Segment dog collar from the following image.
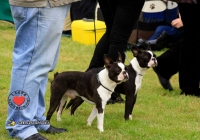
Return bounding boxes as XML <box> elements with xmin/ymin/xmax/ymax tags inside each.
<box><xmin>96</xmin><ymin>74</ymin><xmax>113</xmax><ymax>93</ymax></box>
<box><xmin>96</xmin><ymin>74</ymin><xmax>121</xmax><ymax>96</ymax></box>
<box><xmin>129</xmin><ymin>63</ymin><xmax>144</xmax><ymax>76</ymax></box>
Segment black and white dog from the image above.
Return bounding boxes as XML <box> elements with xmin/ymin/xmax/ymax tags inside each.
<box><xmin>46</xmin><ymin>53</ymin><xmax>129</xmax><ymax>132</ymax></box>
<box><xmin>65</xmin><ymin>46</ymin><xmax>158</xmax><ymax>120</ymax></box>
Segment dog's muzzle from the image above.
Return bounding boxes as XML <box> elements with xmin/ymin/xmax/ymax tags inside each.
<box><xmin>152</xmin><ymin>58</ymin><xmax>158</xmax><ymax>67</ymax></box>
<box><xmin>123</xmin><ymin>71</ymin><xmax>129</xmax><ymax>80</ymax></box>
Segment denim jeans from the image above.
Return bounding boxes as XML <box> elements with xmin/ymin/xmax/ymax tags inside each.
<box><xmin>5</xmin><ymin>3</ymin><xmax>70</xmax><ymax>140</ymax></box>
<box><xmin>149</xmin><ymin>25</ymin><xmax>184</xmax><ymax>43</ymax></box>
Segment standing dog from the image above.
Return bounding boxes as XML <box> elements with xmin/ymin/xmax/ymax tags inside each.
<box><xmin>46</xmin><ymin>53</ymin><xmax>129</xmax><ymax>132</ymax></box>
<box><xmin>65</xmin><ymin>46</ymin><xmax>157</xmax><ymax>120</ymax></box>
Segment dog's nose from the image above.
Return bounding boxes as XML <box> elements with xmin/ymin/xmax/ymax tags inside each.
<box><xmin>153</xmin><ymin>58</ymin><xmax>158</xmax><ymax>66</ymax></box>
<box><xmin>123</xmin><ymin>71</ymin><xmax>129</xmax><ymax>80</ymax></box>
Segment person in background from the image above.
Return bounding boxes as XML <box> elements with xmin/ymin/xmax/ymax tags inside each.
<box><xmin>153</xmin><ymin>39</ymin><xmax>182</xmax><ymax>91</ymax></box>
<box><xmin>5</xmin><ymin>0</ymin><xmax>79</xmax><ymax>140</ymax></box>
<box><xmin>62</xmin><ymin>12</ymin><xmax>72</xmax><ymax>37</ymax></box>
<box><xmin>136</xmin><ymin>14</ymin><xmax>184</xmax><ymax>91</ymax></box>
<box><xmin>139</xmin><ymin>0</ymin><xmax>199</xmax><ymax>96</ymax></box>
<box><xmin>62</xmin><ymin>0</ymin><xmax>97</xmax><ymax>37</ymax></box>
<box><xmin>135</xmin><ymin>14</ymin><xmax>184</xmax><ymax>51</ymax></box>
<box><xmin>70</xmin><ymin>0</ymin><xmax>97</xmax><ymax>21</ymax></box>
<box><xmin>175</xmin><ymin>0</ymin><xmax>199</xmax><ymax>96</ymax></box>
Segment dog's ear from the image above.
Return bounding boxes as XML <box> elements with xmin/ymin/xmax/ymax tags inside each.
<box><xmin>131</xmin><ymin>46</ymin><xmax>140</xmax><ymax>57</ymax></box>
<box><xmin>104</xmin><ymin>54</ymin><xmax>114</xmax><ymax>68</ymax></box>
<box><xmin>116</xmin><ymin>52</ymin><xmax>122</xmax><ymax>62</ymax></box>
<box><xmin>146</xmin><ymin>43</ymin><xmax>152</xmax><ymax>51</ymax></box>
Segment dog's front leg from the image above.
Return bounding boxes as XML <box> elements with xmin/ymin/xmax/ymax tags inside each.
<box><xmin>87</xmin><ymin>106</ymin><xmax>97</xmax><ymax>126</ymax></box>
<box><xmin>97</xmin><ymin>102</ymin><xmax>106</xmax><ymax>132</ymax></box>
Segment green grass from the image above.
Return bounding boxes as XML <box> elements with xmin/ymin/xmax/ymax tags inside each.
<box><xmin>1</xmin><ymin>21</ymin><xmax>200</xmax><ymax>140</ymax></box>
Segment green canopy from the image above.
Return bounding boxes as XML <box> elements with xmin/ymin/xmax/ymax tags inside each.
<box><xmin>0</xmin><ymin>0</ymin><xmax>13</xmax><ymax>23</ymax></box>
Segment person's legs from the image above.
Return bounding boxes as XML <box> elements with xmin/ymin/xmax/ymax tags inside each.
<box><xmin>87</xmin><ymin>0</ymin><xmax>145</xmax><ymax>103</ymax></box>
<box><xmin>86</xmin><ymin>0</ymin><xmax>116</xmax><ymax>71</ymax></box>
<box><xmin>107</xmin><ymin>0</ymin><xmax>145</xmax><ymax>62</ymax></box>
<box><xmin>149</xmin><ymin>26</ymin><xmax>172</xmax><ymax>40</ymax></box>
<box><xmin>106</xmin><ymin>0</ymin><xmax>145</xmax><ymax>102</ymax></box>
<box><xmin>153</xmin><ymin>40</ymin><xmax>182</xmax><ymax>90</ymax></box>
<box><xmin>155</xmin><ymin>40</ymin><xmax>181</xmax><ymax>79</ymax></box>
<box><xmin>178</xmin><ymin>3</ymin><xmax>199</xmax><ymax>96</ymax></box>
<box><xmin>149</xmin><ymin>25</ymin><xmax>184</xmax><ymax>43</ymax></box>
<box><xmin>86</xmin><ymin>33</ymin><xmax>110</xmax><ymax>71</ymax></box>
<box><xmin>87</xmin><ymin>0</ymin><xmax>145</xmax><ymax>71</ymax></box>
<box><xmin>138</xmin><ymin>25</ymin><xmax>184</xmax><ymax>51</ymax></box>
<box><xmin>6</xmin><ymin>3</ymin><xmax>70</xmax><ymax>139</ymax></box>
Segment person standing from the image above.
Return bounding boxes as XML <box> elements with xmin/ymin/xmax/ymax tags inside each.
<box><xmin>86</xmin><ymin>0</ymin><xmax>145</xmax><ymax>70</ymax></box>
<box><xmin>5</xmin><ymin>0</ymin><xmax>79</xmax><ymax>140</ymax></box>
<box><xmin>85</xmin><ymin>0</ymin><xmax>145</xmax><ymax>103</ymax></box>
<box><xmin>176</xmin><ymin>0</ymin><xmax>199</xmax><ymax>96</ymax></box>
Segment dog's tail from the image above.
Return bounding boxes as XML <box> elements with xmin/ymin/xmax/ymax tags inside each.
<box><xmin>54</xmin><ymin>72</ymin><xmax>59</xmax><ymax>78</ymax></box>
<box><xmin>51</xmin><ymin>72</ymin><xmax>59</xmax><ymax>84</ymax></box>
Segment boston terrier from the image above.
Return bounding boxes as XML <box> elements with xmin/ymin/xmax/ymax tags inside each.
<box><xmin>65</xmin><ymin>45</ymin><xmax>158</xmax><ymax>120</ymax></box>
<box><xmin>46</xmin><ymin>53</ymin><xmax>129</xmax><ymax>132</ymax></box>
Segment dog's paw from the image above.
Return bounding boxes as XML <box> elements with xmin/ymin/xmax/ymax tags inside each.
<box><xmin>57</xmin><ymin>118</ymin><xmax>61</xmax><ymax>121</ymax></box>
<box><xmin>98</xmin><ymin>125</ymin><xmax>104</xmax><ymax>132</ymax></box>
<box><xmin>87</xmin><ymin>121</ymin><xmax>92</xmax><ymax>126</ymax></box>
<box><xmin>57</xmin><ymin>112</ymin><xmax>62</xmax><ymax>121</ymax></box>
<box><xmin>98</xmin><ymin>127</ymin><xmax>104</xmax><ymax>132</ymax></box>
<box><xmin>129</xmin><ymin>115</ymin><xmax>132</xmax><ymax>120</ymax></box>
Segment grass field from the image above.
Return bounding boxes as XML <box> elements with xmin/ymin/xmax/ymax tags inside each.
<box><xmin>0</xmin><ymin>21</ymin><xmax>200</xmax><ymax>140</ymax></box>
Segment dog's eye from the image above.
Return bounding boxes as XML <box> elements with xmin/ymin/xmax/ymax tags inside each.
<box><xmin>144</xmin><ymin>58</ymin><xmax>149</xmax><ymax>62</ymax></box>
<box><xmin>116</xmin><ymin>70</ymin><xmax>121</xmax><ymax>74</ymax></box>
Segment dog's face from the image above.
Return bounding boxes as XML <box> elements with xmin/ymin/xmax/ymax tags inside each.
<box><xmin>104</xmin><ymin>52</ymin><xmax>129</xmax><ymax>83</ymax></box>
<box><xmin>131</xmin><ymin>45</ymin><xmax>157</xmax><ymax>68</ymax></box>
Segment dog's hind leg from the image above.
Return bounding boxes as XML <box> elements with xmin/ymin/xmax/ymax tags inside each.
<box><xmin>57</xmin><ymin>95</ymin><xmax>68</xmax><ymax>121</ymax></box>
<box><xmin>46</xmin><ymin>90</ymin><xmax>64</xmax><ymax>121</ymax></box>
<box><xmin>71</xmin><ymin>97</ymin><xmax>84</xmax><ymax>115</ymax></box>
<box><xmin>87</xmin><ymin>106</ymin><xmax>98</xmax><ymax>126</ymax></box>
<box><xmin>66</xmin><ymin>98</ymin><xmax>77</xmax><ymax>109</ymax></box>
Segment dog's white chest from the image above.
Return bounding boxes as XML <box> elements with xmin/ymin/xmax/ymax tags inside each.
<box><xmin>135</xmin><ymin>75</ymin><xmax>143</xmax><ymax>94</ymax></box>
<box><xmin>97</xmin><ymin>86</ymin><xmax>112</xmax><ymax>103</ymax></box>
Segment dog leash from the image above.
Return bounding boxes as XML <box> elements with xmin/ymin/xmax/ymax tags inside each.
<box><xmin>96</xmin><ymin>74</ymin><xmax>121</xmax><ymax>96</ymax></box>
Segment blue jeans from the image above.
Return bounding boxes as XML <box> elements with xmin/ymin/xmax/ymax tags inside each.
<box><xmin>5</xmin><ymin>3</ymin><xmax>70</xmax><ymax>140</ymax></box>
<box><xmin>149</xmin><ymin>25</ymin><xmax>184</xmax><ymax>43</ymax></box>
